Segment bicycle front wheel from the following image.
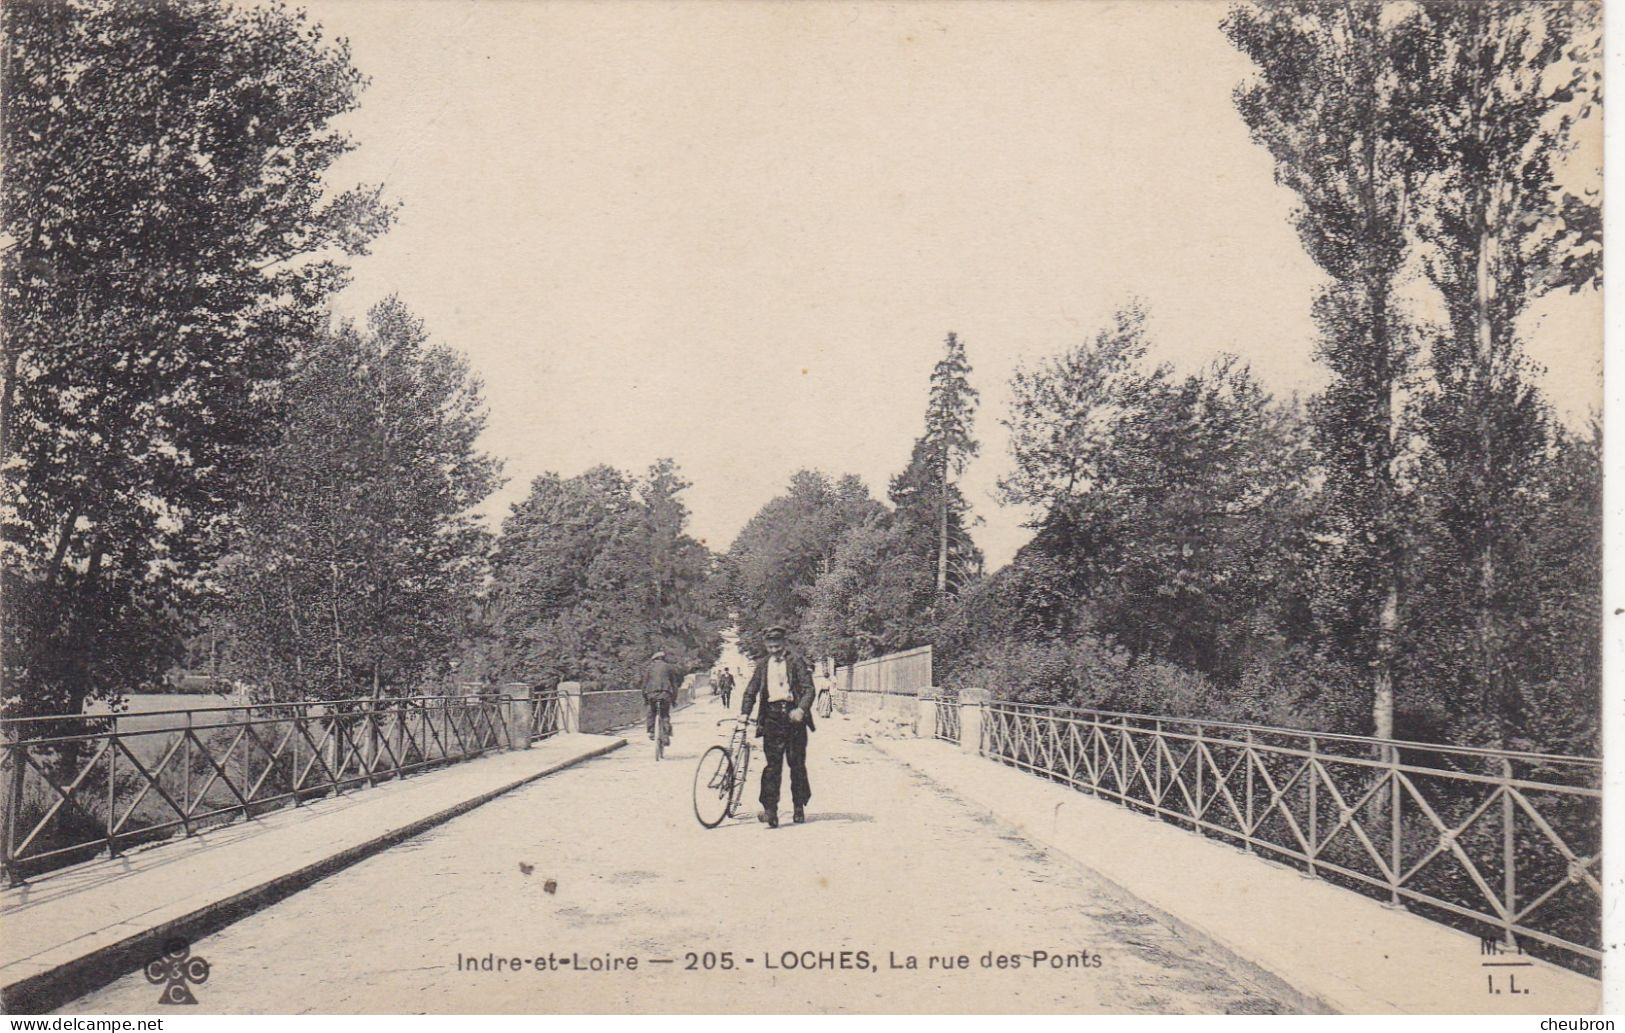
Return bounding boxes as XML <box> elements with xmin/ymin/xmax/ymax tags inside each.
<box><xmin>693</xmin><ymin>745</ymin><xmax>734</xmax><ymax>828</ymax></box>
<box><xmin>728</xmin><ymin>741</ymin><xmax>751</xmax><ymax>817</ymax></box>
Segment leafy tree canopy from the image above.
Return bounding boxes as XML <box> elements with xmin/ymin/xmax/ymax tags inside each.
<box><xmin>2</xmin><ymin>0</ymin><xmax>394</xmax><ymax>716</ymax></box>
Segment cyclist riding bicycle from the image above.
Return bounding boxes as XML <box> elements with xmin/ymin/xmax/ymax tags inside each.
<box><xmin>643</xmin><ymin>649</ymin><xmax>681</xmax><ymax>746</ymax></box>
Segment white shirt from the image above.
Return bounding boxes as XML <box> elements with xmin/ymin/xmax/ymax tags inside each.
<box><xmin>765</xmin><ymin>657</ymin><xmax>793</xmax><ymax>703</ymax></box>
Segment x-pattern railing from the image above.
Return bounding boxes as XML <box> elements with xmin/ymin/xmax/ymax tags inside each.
<box><xmin>1</xmin><ymin>693</ymin><xmax>531</xmax><ymax>883</ymax></box>
<box><xmin>976</xmin><ymin>701</ymin><xmax>1600</xmax><ymax>968</ymax></box>
<box><xmin>928</xmin><ymin>697</ymin><xmax>961</xmax><ymax>743</ymax></box>
<box><xmin>530</xmin><ymin>689</ymin><xmax>562</xmax><ymax>742</ymax></box>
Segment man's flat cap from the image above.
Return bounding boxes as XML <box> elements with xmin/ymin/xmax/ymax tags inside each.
<box><xmin>763</xmin><ymin>625</ymin><xmax>788</xmax><ymax>639</ymax></box>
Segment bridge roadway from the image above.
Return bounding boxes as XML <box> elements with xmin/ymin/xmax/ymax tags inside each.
<box><xmin>64</xmin><ymin>696</ymin><xmax>1292</xmax><ymax>1014</ymax></box>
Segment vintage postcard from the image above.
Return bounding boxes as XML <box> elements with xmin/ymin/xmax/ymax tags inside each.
<box><xmin>0</xmin><ymin>0</ymin><xmax>1606</xmax><ymax>1018</ymax></box>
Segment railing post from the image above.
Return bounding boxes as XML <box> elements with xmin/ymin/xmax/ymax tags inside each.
<box><xmin>1119</xmin><ymin>718</ymin><xmax>1129</xmax><ymax>803</ymax></box>
<box><xmin>3</xmin><ymin>736</ymin><xmax>24</xmax><ymax>885</ymax></box>
<box><xmin>957</xmin><ymin>687</ymin><xmax>986</xmax><ymax>757</ymax></box>
<box><xmin>440</xmin><ymin>699</ymin><xmax>450</xmax><ymax>763</ymax></box>
<box><xmin>1388</xmin><ymin>742</ymin><xmax>1401</xmax><ymax>906</ymax></box>
<box><xmin>1306</xmin><ymin>736</ymin><xmax>1318</xmax><ymax>878</ymax></box>
<box><xmin>106</xmin><ymin>715</ymin><xmax>118</xmax><ymax>858</ymax></box>
<box><xmin>330</xmin><ymin>708</ymin><xmax>343</xmax><ymax>795</ymax></box>
<box><xmin>1244</xmin><ymin>728</ymin><xmax>1255</xmax><ymax>853</ymax></box>
<box><xmin>183</xmin><ymin>710</ymin><xmax>194</xmax><ymax>831</ymax></box>
<box><xmin>558</xmin><ymin>682</ymin><xmax>582</xmax><ymax>735</ymax></box>
<box><xmin>1088</xmin><ymin>713</ymin><xmax>1101</xmax><ymax>797</ymax></box>
<box><xmin>1153</xmin><ymin>720</ymin><xmax>1162</xmax><ymax>804</ymax></box>
<box><xmin>1502</xmin><ymin>755</ymin><xmax>1516</xmax><ymax>949</ymax></box>
<box><xmin>239</xmin><ymin>707</ymin><xmax>251</xmax><ymax>819</ymax></box>
<box><xmin>366</xmin><ymin>699</ymin><xmax>380</xmax><ymax>786</ymax></box>
<box><xmin>498</xmin><ymin>684</ymin><xmax>530</xmax><ymax>748</ymax></box>
<box><xmin>289</xmin><ymin>706</ymin><xmax>300</xmax><ymax>809</ymax></box>
<box><xmin>915</xmin><ymin>692</ymin><xmax>937</xmax><ymax>740</ymax></box>
<box><xmin>1193</xmin><ymin>722</ymin><xmax>1204</xmax><ymax>832</ymax></box>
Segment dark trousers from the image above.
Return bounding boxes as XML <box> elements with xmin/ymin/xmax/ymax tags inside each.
<box><xmin>759</xmin><ymin>702</ymin><xmax>810</xmax><ymax>811</ymax></box>
<box><xmin>720</xmin><ymin>687</ymin><xmax>732</xmax><ymax>707</ymax></box>
<box><xmin>646</xmin><ymin>696</ymin><xmax>671</xmax><ymax>739</ymax></box>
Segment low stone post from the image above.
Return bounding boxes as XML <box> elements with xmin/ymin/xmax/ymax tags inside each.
<box><xmin>558</xmin><ymin>681</ymin><xmax>583</xmax><ymax>735</ymax></box>
<box><xmin>958</xmin><ymin>687</ymin><xmax>987</xmax><ymax>756</ymax></box>
<box><xmin>499</xmin><ymin>682</ymin><xmax>531</xmax><ymax>748</ymax></box>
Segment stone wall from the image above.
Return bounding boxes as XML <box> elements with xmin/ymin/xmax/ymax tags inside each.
<box><xmin>573</xmin><ymin>673</ymin><xmax>704</xmax><ymax>734</ymax></box>
<box><xmin>838</xmin><ymin>689</ymin><xmax>925</xmax><ymax>737</ymax></box>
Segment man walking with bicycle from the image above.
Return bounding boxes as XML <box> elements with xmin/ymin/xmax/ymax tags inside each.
<box><xmin>739</xmin><ymin>625</ymin><xmax>816</xmax><ymax>828</ymax></box>
<box><xmin>643</xmin><ymin>649</ymin><xmax>681</xmax><ymax>747</ymax></box>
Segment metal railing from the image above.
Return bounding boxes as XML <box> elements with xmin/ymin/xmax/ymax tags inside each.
<box><xmin>530</xmin><ymin>689</ymin><xmax>563</xmax><ymax>742</ymax></box>
<box><xmin>0</xmin><ymin>692</ymin><xmax>540</xmax><ymax>883</ymax></box>
<box><xmin>928</xmin><ymin>696</ymin><xmax>961</xmax><ymax>743</ymax></box>
<box><xmin>973</xmin><ymin>700</ymin><xmax>1600</xmax><ymax>968</ymax></box>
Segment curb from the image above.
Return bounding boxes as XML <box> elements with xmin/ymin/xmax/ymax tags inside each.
<box><xmin>2</xmin><ymin>736</ymin><xmax>626</xmax><ymax>1015</ymax></box>
<box><xmin>870</xmin><ymin>738</ymin><xmax>1338</xmax><ymax>1016</ymax></box>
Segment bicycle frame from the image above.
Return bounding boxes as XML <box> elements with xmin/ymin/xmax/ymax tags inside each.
<box><xmin>720</xmin><ymin>717</ymin><xmax>752</xmax><ymax>816</ymax></box>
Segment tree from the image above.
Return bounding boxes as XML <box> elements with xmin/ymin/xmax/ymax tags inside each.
<box><xmin>1224</xmin><ymin>0</ymin><xmax>1433</xmax><ymax>737</ymax></box>
<box><xmin>1000</xmin><ymin>302</ymin><xmax>1166</xmax><ymax>515</ymax></box>
<box><xmin>219</xmin><ymin>298</ymin><xmax>500</xmax><ymax>700</ymax></box>
<box><xmin>483</xmin><ymin>461</ymin><xmax>723</xmax><ymax>691</ymax></box>
<box><xmin>1</xmin><ymin>0</ymin><xmax>393</xmax><ymax>715</ymax></box>
<box><xmin>626</xmin><ymin>458</ymin><xmax>726</xmax><ymax>669</ymax></box>
<box><xmin>1408</xmin><ymin>0</ymin><xmax>1600</xmax><ymax>745</ymax></box>
<box><xmin>1001</xmin><ymin>304</ymin><xmax>1319</xmax><ymax>688</ymax></box>
<box><xmin>724</xmin><ymin>470</ymin><xmax>883</xmax><ymax>655</ymax></box>
<box><xmin>802</xmin><ymin>335</ymin><xmax>982</xmax><ymax>665</ymax></box>
<box><xmin>902</xmin><ymin>333</ymin><xmax>980</xmax><ymax>594</ymax></box>
<box><xmin>802</xmin><ymin>516</ymin><xmax>937</xmax><ymax>664</ymax></box>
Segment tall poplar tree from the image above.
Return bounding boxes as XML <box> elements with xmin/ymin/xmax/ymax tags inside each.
<box><xmin>1409</xmin><ymin>0</ymin><xmax>1600</xmax><ymax>744</ymax></box>
<box><xmin>1224</xmin><ymin>0</ymin><xmax>1431</xmax><ymax>737</ymax></box>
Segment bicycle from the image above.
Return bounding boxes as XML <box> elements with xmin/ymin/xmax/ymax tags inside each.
<box><xmin>693</xmin><ymin>716</ymin><xmax>753</xmax><ymax>828</ymax></box>
<box><xmin>650</xmin><ymin>697</ymin><xmax>672</xmax><ymax>761</ymax></box>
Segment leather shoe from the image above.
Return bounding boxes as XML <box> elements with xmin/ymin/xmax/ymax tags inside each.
<box><xmin>793</xmin><ymin>806</ymin><xmax>805</xmax><ymax>824</ymax></box>
<box><xmin>764</xmin><ymin>810</ymin><xmax>779</xmax><ymax>829</ymax></box>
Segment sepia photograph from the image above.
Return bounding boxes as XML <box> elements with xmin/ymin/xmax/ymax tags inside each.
<box><xmin>0</xmin><ymin>0</ymin><xmax>1607</xmax><ymax>1018</ymax></box>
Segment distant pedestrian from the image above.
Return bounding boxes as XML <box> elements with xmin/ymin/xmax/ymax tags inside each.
<box><xmin>717</xmin><ymin>668</ymin><xmax>735</xmax><ymax>708</ymax></box>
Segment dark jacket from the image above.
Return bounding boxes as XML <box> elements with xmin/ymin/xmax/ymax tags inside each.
<box><xmin>642</xmin><ymin>658</ymin><xmax>681</xmax><ymax>702</ymax></box>
<box><xmin>740</xmin><ymin>652</ymin><xmax>817</xmax><ymax>737</ymax></box>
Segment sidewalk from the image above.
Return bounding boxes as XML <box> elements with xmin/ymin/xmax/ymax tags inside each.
<box><xmin>1</xmin><ymin>732</ymin><xmax>624</xmax><ymax>1014</ymax></box>
<box><xmin>874</xmin><ymin>737</ymin><xmax>1602</xmax><ymax>1015</ymax></box>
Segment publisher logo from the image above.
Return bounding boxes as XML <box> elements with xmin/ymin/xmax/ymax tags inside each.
<box><xmin>144</xmin><ymin>937</ymin><xmax>211</xmax><ymax>1005</ymax></box>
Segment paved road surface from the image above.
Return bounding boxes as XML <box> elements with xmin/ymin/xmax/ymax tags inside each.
<box><xmin>66</xmin><ymin>696</ymin><xmax>1292</xmax><ymax>1014</ymax></box>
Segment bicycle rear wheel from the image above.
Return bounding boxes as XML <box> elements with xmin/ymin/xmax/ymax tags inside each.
<box><xmin>693</xmin><ymin>745</ymin><xmax>734</xmax><ymax>828</ymax></box>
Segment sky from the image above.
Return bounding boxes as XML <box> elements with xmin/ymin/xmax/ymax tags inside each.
<box><xmin>297</xmin><ymin>0</ymin><xmax>1603</xmax><ymax>571</ymax></box>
